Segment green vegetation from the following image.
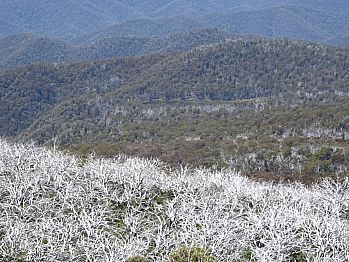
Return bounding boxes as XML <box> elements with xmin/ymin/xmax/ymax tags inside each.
<box><xmin>169</xmin><ymin>246</ymin><xmax>217</xmax><ymax>262</ymax></box>
<box><xmin>291</xmin><ymin>252</ymin><xmax>308</xmax><ymax>262</ymax></box>
<box><xmin>126</xmin><ymin>256</ymin><xmax>150</xmax><ymax>262</ymax></box>
<box><xmin>0</xmin><ymin>229</ymin><xmax>5</xmax><ymax>240</ymax></box>
<box><xmin>0</xmin><ymin>54</ymin><xmax>165</xmax><ymax>135</ymax></box>
<box><xmin>235</xmin><ymin>248</ymin><xmax>253</xmax><ymax>262</ymax></box>
<box><xmin>1</xmin><ymin>37</ymin><xmax>348</xmax><ymax>180</ymax></box>
<box><xmin>0</xmin><ymin>29</ymin><xmax>232</xmax><ymax>71</ymax></box>
<box><xmin>2</xmin><ymin>37</ymin><xmax>348</xmax><ymax>137</ymax></box>
<box><xmin>38</xmin><ymin>101</ymin><xmax>349</xmax><ymax>180</ymax></box>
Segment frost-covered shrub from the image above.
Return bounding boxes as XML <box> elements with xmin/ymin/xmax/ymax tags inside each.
<box><xmin>0</xmin><ymin>139</ymin><xmax>348</xmax><ymax>261</ymax></box>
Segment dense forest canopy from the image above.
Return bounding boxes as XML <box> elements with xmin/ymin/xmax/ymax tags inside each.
<box><xmin>0</xmin><ymin>29</ymin><xmax>234</xmax><ymax>71</ymax></box>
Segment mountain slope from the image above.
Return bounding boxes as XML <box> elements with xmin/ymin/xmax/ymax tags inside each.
<box><xmin>74</xmin><ymin>17</ymin><xmax>210</xmax><ymax>43</ymax></box>
<box><xmin>0</xmin><ymin>18</ymin><xmax>31</xmax><ymax>36</ymax></box>
<box><xmin>117</xmin><ymin>38</ymin><xmax>349</xmax><ymax>102</ymax></box>
<box><xmin>0</xmin><ymin>29</ymin><xmax>233</xmax><ymax>71</ymax></box>
<box><xmin>0</xmin><ymin>0</ymin><xmax>141</xmax><ymax>39</ymax></box>
<box><xmin>0</xmin><ymin>0</ymin><xmax>286</xmax><ymax>40</ymax></box>
<box><xmin>116</xmin><ymin>0</ymin><xmax>284</xmax><ymax>18</ymax></box>
<box><xmin>76</xmin><ymin>29</ymin><xmax>233</xmax><ymax>60</ymax></box>
<box><xmin>0</xmin><ymin>34</ymin><xmax>72</xmax><ymax>71</ymax></box>
<box><xmin>0</xmin><ymin>0</ymin><xmax>348</xmax><ymax>48</ymax></box>
<box><xmin>218</xmin><ymin>2</ymin><xmax>349</xmax><ymax>43</ymax></box>
<box><xmin>325</xmin><ymin>34</ymin><xmax>349</xmax><ymax>48</ymax></box>
<box><xmin>76</xmin><ymin>0</ymin><xmax>349</xmax><ymax>47</ymax></box>
<box><xmin>0</xmin><ymin>55</ymin><xmax>165</xmax><ymax>136</ymax></box>
<box><xmin>0</xmin><ymin>0</ymin><xmax>259</xmax><ymax>39</ymax></box>
<box><xmin>2</xmin><ymin>38</ymin><xmax>348</xmax><ymax>137</ymax></box>
<box><xmin>1</xmin><ymin>38</ymin><xmax>349</xmax><ymax>171</ymax></box>
<box><xmin>0</xmin><ymin>37</ymin><xmax>349</xmax><ymax>172</ymax></box>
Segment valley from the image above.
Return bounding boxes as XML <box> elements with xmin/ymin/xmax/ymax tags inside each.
<box><xmin>1</xmin><ymin>1</ymin><xmax>349</xmax><ymax>260</ymax></box>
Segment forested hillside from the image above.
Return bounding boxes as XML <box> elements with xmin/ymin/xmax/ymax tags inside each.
<box><xmin>0</xmin><ymin>29</ymin><xmax>233</xmax><ymax>71</ymax></box>
<box><xmin>0</xmin><ymin>34</ymin><xmax>71</xmax><ymax>71</ymax></box>
<box><xmin>1</xmin><ymin>38</ymin><xmax>348</xmax><ymax>178</ymax></box>
<box><xmin>77</xmin><ymin>29</ymin><xmax>232</xmax><ymax>59</ymax></box>
<box><xmin>3</xmin><ymin>38</ymin><xmax>348</xmax><ymax>136</ymax></box>
<box><xmin>0</xmin><ymin>55</ymin><xmax>165</xmax><ymax>135</ymax></box>
<box><xmin>115</xmin><ymin>39</ymin><xmax>349</xmax><ymax>102</ymax></box>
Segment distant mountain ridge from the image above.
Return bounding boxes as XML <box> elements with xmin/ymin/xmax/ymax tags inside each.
<box><xmin>0</xmin><ymin>0</ymin><xmax>265</xmax><ymax>39</ymax></box>
<box><xmin>0</xmin><ymin>0</ymin><xmax>143</xmax><ymax>39</ymax></box>
<box><xmin>0</xmin><ymin>0</ymin><xmax>348</xmax><ymax>47</ymax></box>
